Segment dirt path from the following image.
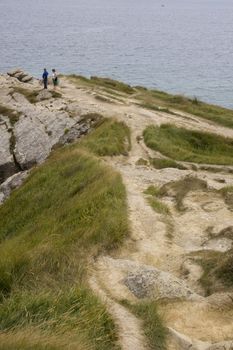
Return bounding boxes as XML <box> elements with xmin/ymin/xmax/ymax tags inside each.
<box><xmin>61</xmin><ymin>78</ymin><xmax>233</xmax><ymax>350</ymax></box>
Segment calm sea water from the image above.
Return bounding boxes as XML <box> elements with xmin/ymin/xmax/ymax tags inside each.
<box><xmin>0</xmin><ymin>0</ymin><xmax>233</xmax><ymax>108</ymax></box>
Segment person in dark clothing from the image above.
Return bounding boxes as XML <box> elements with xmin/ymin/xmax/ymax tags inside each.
<box><xmin>42</xmin><ymin>68</ymin><xmax>49</xmax><ymax>89</ymax></box>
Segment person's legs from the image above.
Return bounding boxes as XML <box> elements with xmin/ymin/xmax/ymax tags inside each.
<box><xmin>44</xmin><ymin>79</ymin><xmax>48</xmax><ymax>89</ymax></box>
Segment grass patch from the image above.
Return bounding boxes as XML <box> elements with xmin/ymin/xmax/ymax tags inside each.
<box><xmin>144</xmin><ymin>186</ymin><xmax>170</xmax><ymax>215</ymax></box>
<box><xmin>219</xmin><ymin>186</ymin><xmax>233</xmax><ymax>210</ymax></box>
<box><xmin>144</xmin><ymin>185</ymin><xmax>160</xmax><ymax>197</ymax></box>
<box><xmin>147</xmin><ymin>197</ymin><xmax>170</xmax><ymax>215</ymax></box>
<box><xmin>158</xmin><ymin>176</ymin><xmax>207</xmax><ymax>211</ymax></box>
<box><xmin>80</xmin><ymin>119</ymin><xmax>131</xmax><ymax>156</ymax></box>
<box><xmin>143</xmin><ymin>124</ymin><xmax>233</xmax><ymax>165</ymax></box>
<box><xmin>149</xmin><ymin>157</ymin><xmax>187</xmax><ymax>170</ymax></box>
<box><xmin>122</xmin><ymin>300</ymin><xmax>167</xmax><ymax>350</ymax></box>
<box><xmin>0</xmin><ymin>105</ymin><xmax>20</xmax><ymax>125</ymax></box>
<box><xmin>215</xmin><ymin>249</ymin><xmax>233</xmax><ymax>287</ymax></box>
<box><xmin>192</xmin><ymin>249</ymin><xmax>233</xmax><ymax>295</ymax></box>
<box><xmin>136</xmin><ymin>158</ymin><xmax>148</xmax><ymax>166</ymax></box>
<box><xmin>0</xmin><ymin>120</ymin><xmax>129</xmax><ymax>349</ymax></box>
<box><xmin>66</xmin><ymin>74</ymin><xmax>135</xmax><ymax>95</ymax></box>
<box><xmin>90</xmin><ymin>77</ymin><xmax>135</xmax><ymax>95</ymax></box>
<box><xmin>66</xmin><ymin>74</ymin><xmax>233</xmax><ymax>129</ymax></box>
<box><xmin>136</xmin><ymin>88</ymin><xmax>233</xmax><ymax>129</ymax></box>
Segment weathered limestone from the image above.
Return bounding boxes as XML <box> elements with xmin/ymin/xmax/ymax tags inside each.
<box><xmin>0</xmin><ymin>121</ymin><xmax>17</xmax><ymax>182</ymax></box>
<box><xmin>7</xmin><ymin>68</ymin><xmax>33</xmax><ymax>83</ymax></box>
<box><xmin>124</xmin><ymin>265</ymin><xmax>197</xmax><ymax>301</ymax></box>
<box><xmin>0</xmin><ymin>171</ymin><xmax>28</xmax><ymax>204</ymax></box>
<box><xmin>13</xmin><ymin>115</ymin><xmax>51</xmax><ymax>169</ymax></box>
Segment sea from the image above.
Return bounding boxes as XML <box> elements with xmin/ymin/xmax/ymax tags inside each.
<box><xmin>0</xmin><ymin>0</ymin><xmax>233</xmax><ymax>108</ymax></box>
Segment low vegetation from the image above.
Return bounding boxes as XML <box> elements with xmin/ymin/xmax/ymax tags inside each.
<box><xmin>122</xmin><ymin>300</ymin><xmax>167</xmax><ymax>350</ymax></box>
<box><xmin>219</xmin><ymin>186</ymin><xmax>233</xmax><ymax>210</ymax></box>
<box><xmin>66</xmin><ymin>74</ymin><xmax>233</xmax><ymax>128</ymax></box>
<box><xmin>137</xmin><ymin>88</ymin><xmax>233</xmax><ymax>129</ymax></box>
<box><xmin>136</xmin><ymin>158</ymin><xmax>148</xmax><ymax>166</ymax></box>
<box><xmin>158</xmin><ymin>176</ymin><xmax>207</xmax><ymax>211</ymax></box>
<box><xmin>80</xmin><ymin>118</ymin><xmax>131</xmax><ymax>156</ymax></box>
<box><xmin>0</xmin><ymin>120</ymin><xmax>130</xmax><ymax>349</ymax></box>
<box><xmin>143</xmin><ymin>124</ymin><xmax>233</xmax><ymax>165</ymax></box>
<box><xmin>193</xmin><ymin>249</ymin><xmax>233</xmax><ymax>296</ymax></box>
<box><xmin>144</xmin><ymin>186</ymin><xmax>170</xmax><ymax>215</ymax></box>
<box><xmin>67</xmin><ymin>74</ymin><xmax>135</xmax><ymax>95</ymax></box>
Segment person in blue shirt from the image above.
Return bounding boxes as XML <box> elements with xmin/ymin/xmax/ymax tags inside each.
<box><xmin>42</xmin><ymin>68</ymin><xmax>49</xmax><ymax>89</ymax></box>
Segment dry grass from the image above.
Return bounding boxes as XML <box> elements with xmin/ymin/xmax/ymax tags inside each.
<box><xmin>0</xmin><ymin>120</ymin><xmax>129</xmax><ymax>349</ymax></box>
<box><xmin>143</xmin><ymin>124</ymin><xmax>233</xmax><ymax>165</ymax></box>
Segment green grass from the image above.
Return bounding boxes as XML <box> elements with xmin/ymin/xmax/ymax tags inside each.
<box><xmin>137</xmin><ymin>88</ymin><xmax>233</xmax><ymax>129</ymax></box>
<box><xmin>144</xmin><ymin>186</ymin><xmax>170</xmax><ymax>215</ymax></box>
<box><xmin>66</xmin><ymin>74</ymin><xmax>233</xmax><ymax>129</ymax></box>
<box><xmin>66</xmin><ymin>75</ymin><xmax>135</xmax><ymax>95</ymax></box>
<box><xmin>0</xmin><ymin>120</ymin><xmax>129</xmax><ymax>349</ymax></box>
<box><xmin>122</xmin><ymin>300</ymin><xmax>167</xmax><ymax>350</ymax></box>
<box><xmin>136</xmin><ymin>158</ymin><xmax>148</xmax><ymax>166</ymax></box>
<box><xmin>80</xmin><ymin>119</ymin><xmax>131</xmax><ymax>156</ymax></box>
<box><xmin>144</xmin><ymin>185</ymin><xmax>160</xmax><ymax>197</ymax></box>
<box><xmin>215</xmin><ymin>249</ymin><xmax>233</xmax><ymax>287</ymax></box>
<box><xmin>192</xmin><ymin>249</ymin><xmax>233</xmax><ymax>295</ymax></box>
<box><xmin>143</xmin><ymin>124</ymin><xmax>233</xmax><ymax>165</ymax></box>
<box><xmin>147</xmin><ymin>197</ymin><xmax>170</xmax><ymax>215</ymax></box>
<box><xmin>0</xmin><ymin>105</ymin><xmax>20</xmax><ymax>125</ymax></box>
<box><xmin>219</xmin><ymin>186</ymin><xmax>233</xmax><ymax>210</ymax></box>
<box><xmin>149</xmin><ymin>157</ymin><xmax>187</xmax><ymax>170</ymax></box>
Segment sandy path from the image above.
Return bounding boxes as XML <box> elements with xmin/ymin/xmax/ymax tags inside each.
<box><xmin>61</xmin><ymin>79</ymin><xmax>233</xmax><ymax>350</ymax></box>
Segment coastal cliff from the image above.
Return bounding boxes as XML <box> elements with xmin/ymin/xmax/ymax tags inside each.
<box><xmin>0</xmin><ymin>69</ymin><xmax>233</xmax><ymax>350</ymax></box>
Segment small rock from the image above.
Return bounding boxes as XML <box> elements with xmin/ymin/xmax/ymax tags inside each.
<box><xmin>7</xmin><ymin>68</ymin><xmax>22</xmax><ymax>77</ymax></box>
<box><xmin>21</xmin><ymin>75</ymin><xmax>33</xmax><ymax>83</ymax></box>
<box><xmin>36</xmin><ymin>90</ymin><xmax>52</xmax><ymax>102</ymax></box>
<box><xmin>0</xmin><ymin>171</ymin><xmax>28</xmax><ymax>204</ymax></box>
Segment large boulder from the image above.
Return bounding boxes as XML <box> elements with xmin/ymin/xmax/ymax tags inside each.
<box><xmin>7</xmin><ymin>68</ymin><xmax>33</xmax><ymax>83</ymax></box>
<box><xmin>13</xmin><ymin>115</ymin><xmax>51</xmax><ymax>169</ymax></box>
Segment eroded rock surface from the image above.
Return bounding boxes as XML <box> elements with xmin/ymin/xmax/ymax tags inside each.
<box><xmin>0</xmin><ymin>71</ymin><xmax>99</xmax><ymax>184</ymax></box>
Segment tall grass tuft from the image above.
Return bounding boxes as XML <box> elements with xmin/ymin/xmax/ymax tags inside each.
<box><xmin>143</xmin><ymin>124</ymin><xmax>233</xmax><ymax>165</ymax></box>
<box><xmin>0</xmin><ymin>119</ymin><xmax>129</xmax><ymax>349</ymax></box>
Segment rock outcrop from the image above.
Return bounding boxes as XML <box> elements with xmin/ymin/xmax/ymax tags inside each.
<box><xmin>0</xmin><ymin>70</ymin><xmax>101</xmax><ymax>195</ymax></box>
<box><xmin>7</xmin><ymin>68</ymin><xmax>33</xmax><ymax>83</ymax></box>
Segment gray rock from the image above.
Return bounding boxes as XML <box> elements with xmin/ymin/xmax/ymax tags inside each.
<box><xmin>14</xmin><ymin>115</ymin><xmax>51</xmax><ymax>169</ymax></box>
<box><xmin>7</xmin><ymin>68</ymin><xmax>33</xmax><ymax>83</ymax></box>
<box><xmin>124</xmin><ymin>266</ymin><xmax>196</xmax><ymax>300</ymax></box>
<box><xmin>7</xmin><ymin>68</ymin><xmax>22</xmax><ymax>77</ymax></box>
<box><xmin>0</xmin><ymin>122</ymin><xmax>17</xmax><ymax>183</ymax></box>
<box><xmin>36</xmin><ymin>90</ymin><xmax>52</xmax><ymax>102</ymax></box>
<box><xmin>0</xmin><ymin>171</ymin><xmax>28</xmax><ymax>204</ymax></box>
<box><xmin>21</xmin><ymin>75</ymin><xmax>33</xmax><ymax>83</ymax></box>
<box><xmin>65</xmin><ymin>101</ymin><xmax>82</xmax><ymax>117</ymax></box>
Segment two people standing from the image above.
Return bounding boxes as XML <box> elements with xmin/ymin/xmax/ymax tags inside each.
<box><xmin>42</xmin><ymin>68</ymin><xmax>58</xmax><ymax>89</ymax></box>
